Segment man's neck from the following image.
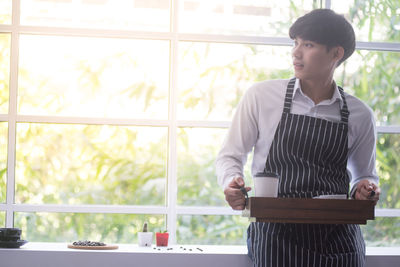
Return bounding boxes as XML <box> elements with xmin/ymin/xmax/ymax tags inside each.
<box><xmin>299</xmin><ymin>78</ymin><xmax>335</xmax><ymax>105</ymax></box>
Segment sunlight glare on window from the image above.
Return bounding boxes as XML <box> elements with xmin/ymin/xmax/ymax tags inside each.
<box><xmin>0</xmin><ymin>34</ymin><xmax>10</xmax><ymax>114</ymax></box>
<box><xmin>20</xmin><ymin>0</ymin><xmax>170</xmax><ymax>31</ymax></box>
<box><xmin>0</xmin><ymin>0</ymin><xmax>12</xmax><ymax>24</ymax></box>
<box><xmin>18</xmin><ymin>35</ymin><xmax>170</xmax><ymax>119</ymax></box>
<box><xmin>179</xmin><ymin>0</ymin><xmax>314</xmax><ymax>36</ymax></box>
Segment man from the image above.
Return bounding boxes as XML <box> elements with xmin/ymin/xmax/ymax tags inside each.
<box><xmin>216</xmin><ymin>9</ymin><xmax>380</xmax><ymax>267</ymax></box>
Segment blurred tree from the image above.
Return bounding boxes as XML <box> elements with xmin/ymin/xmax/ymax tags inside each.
<box><xmin>0</xmin><ymin>34</ymin><xmax>10</xmax><ymax>205</ymax></box>
<box><xmin>1</xmin><ymin>0</ymin><xmax>400</xmax><ymax>246</ymax></box>
<box><xmin>333</xmin><ymin>0</ymin><xmax>400</xmax><ymax>247</ymax></box>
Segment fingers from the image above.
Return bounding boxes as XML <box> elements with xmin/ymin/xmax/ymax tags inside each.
<box><xmin>358</xmin><ymin>182</ymin><xmax>371</xmax><ymax>199</ymax></box>
<box><xmin>224</xmin><ymin>186</ymin><xmax>248</xmax><ymax>210</ymax></box>
<box><xmin>224</xmin><ymin>177</ymin><xmax>251</xmax><ymax>210</ymax></box>
<box><xmin>355</xmin><ymin>180</ymin><xmax>380</xmax><ymax>205</ymax></box>
<box><xmin>369</xmin><ymin>183</ymin><xmax>380</xmax><ymax>204</ymax></box>
<box><xmin>228</xmin><ymin>176</ymin><xmax>245</xmax><ymax>189</ymax></box>
<box><xmin>224</xmin><ymin>189</ymin><xmax>244</xmax><ymax>210</ymax></box>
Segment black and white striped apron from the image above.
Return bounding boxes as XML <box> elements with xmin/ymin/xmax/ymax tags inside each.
<box><xmin>247</xmin><ymin>78</ymin><xmax>365</xmax><ymax>267</ymax></box>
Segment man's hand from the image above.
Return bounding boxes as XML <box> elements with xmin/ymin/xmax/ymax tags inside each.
<box><xmin>354</xmin><ymin>179</ymin><xmax>380</xmax><ymax>205</ymax></box>
<box><xmin>224</xmin><ymin>177</ymin><xmax>252</xmax><ymax>210</ymax></box>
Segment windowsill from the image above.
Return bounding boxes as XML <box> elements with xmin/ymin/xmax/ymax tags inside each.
<box><xmin>0</xmin><ymin>243</ymin><xmax>399</xmax><ymax>267</ymax></box>
<box><xmin>1</xmin><ymin>242</ymin><xmax>249</xmax><ymax>254</ymax></box>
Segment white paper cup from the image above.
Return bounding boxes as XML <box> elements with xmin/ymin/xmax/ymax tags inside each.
<box><xmin>253</xmin><ymin>172</ymin><xmax>279</xmax><ymax>197</ymax></box>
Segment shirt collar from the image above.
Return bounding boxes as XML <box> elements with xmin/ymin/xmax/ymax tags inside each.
<box><xmin>293</xmin><ymin>78</ymin><xmax>344</xmax><ymax>108</ymax></box>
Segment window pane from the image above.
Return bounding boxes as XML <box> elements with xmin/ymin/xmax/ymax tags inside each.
<box><xmin>177</xmin><ymin>215</ymin><xmax>248</xmax><ymax>245</ymax></box>
<box><xmin>331</xmin><ymin>0</ymin><xmax>400</xmax><ymax>42</ymax></box>
<box><xmin>0</xmin><ymin>122</ymin><xmax>7</xmax><ymax>203</ymax></box>
<box><xmin>178</xmin><ymin>42</ymin><xmax>293</xmax><ymax>120</ymax></box>
<box><xmin>335</xmin><ymin>50</ymin><xmax>400</xmax><ymax>125</ymax></box>
<box><xmin>362</xmin><ymin>217</ymin><xmax>400</xmax><ymax>246</ymax></box>
<box><xmin>376</xmin><ymin>134</ymin><xmax>400</xmax><ymax>209</ymax></box>
<box><xmin>0</xmin><ymin>0</ymin><xmax>12</xmax><ymax>24</ymax></box>
<box><xmin>18</xmin><ymin>35</ymin><xmax>169</xmax><ymax>119</ymax></box>
<box><xmin>177</xmin><ymin>127</ymin><xmax>253</xmax><ymax>206</ymax></box>
<box><xmin>180</xmin><ymin>0</ymin><xmax>315</xmax><ymax>36</ymax></box>
<box><xmin>15</xmin><ymin>123</ymin><xmax>167</xmax><ymax>205</ymax></box>
<box><xmin>15</xmin><ymin>212</ymin><xmax>165</xmax><ymax>243</ymax></box>
<box><xmin>0</xmin><ymin>34</ymin><xmax>10</xmax><ymax>114</ymax></box>
<box><xmin>20</xmin><ymin>0</ymin><xmax>170</xmax><ymax>32</ymax></box>
<box><xmin>0</xmin><ymin>212</ymin><xmax>4</xmax><ymax>227</ymax></box>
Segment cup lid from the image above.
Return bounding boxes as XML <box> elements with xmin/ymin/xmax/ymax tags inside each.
<box><xmin>254</xmin><ymin>171</ymin><xmax>279</xmax><ymax>178</ymax></box>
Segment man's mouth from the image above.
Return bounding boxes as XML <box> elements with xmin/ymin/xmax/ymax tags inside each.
<box><xmin>293</xmin><ymin>62</ymin><xmax>304</xmax><ymax>69</ymax></box>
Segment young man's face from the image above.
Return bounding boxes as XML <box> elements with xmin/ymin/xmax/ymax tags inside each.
<box><xmin>292</xmin><ymin>37</ymin><xmax>340</xmax><ymax>81</ymax></box>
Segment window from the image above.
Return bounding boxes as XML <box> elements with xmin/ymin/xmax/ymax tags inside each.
<box><xmin>20</xmin><ymin>0</ymin><xmax>170</xmax><ymax>31</ymax></box>
<box><xmin>0</xmin><ymin>0</ymin><xmax>399</xmax><ymax>247</ymax></box>
<box><xmin>0</xmin><ymin>122</ymin><xmax>6</xmax><ymax>204</ymax></box>
<box><xmin>331</xmin><ymin>0</ymin><xmax>400</xmax><ymax>246</ymax></box>
<box><xmin>0</xmin><ymin>212</ymin><xmax>4</xmax><ymax>226</ymax></box>
<box><xmin>0</xmin><ymin>34</ymin><xmax>10</xmax><ymax>114</ymax></box>
<box><xmin>0</xmin><ymin>0</ymin><xmax>11</xmax><ymax>24</ymax></box>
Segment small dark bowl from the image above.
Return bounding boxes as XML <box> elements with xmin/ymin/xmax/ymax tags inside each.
<box><xmin>0</xmin><ymin>228</ymin><xmax>22</xmax><ymax>242</ymax></box>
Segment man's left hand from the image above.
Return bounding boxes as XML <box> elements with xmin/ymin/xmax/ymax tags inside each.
<box><xmin>354</xmin><ymin>179</ymin><xmax>380</xmax><ymax>205</ymax></box>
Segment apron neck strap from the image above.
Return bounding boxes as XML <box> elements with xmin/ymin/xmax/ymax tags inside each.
<box><xmin>338</xmin><ymin>86</ymin><xmax>349</xmax><ymax>123</ymax></box>
<box><xmin>282</xmin><ymin>78</ymin><xmax>296</xmax><ymax>114</ymax></box>
<box><xmin>283</xmin><ymin>78</ymin><xmax>350</xmax><ymax>124</ymax></box>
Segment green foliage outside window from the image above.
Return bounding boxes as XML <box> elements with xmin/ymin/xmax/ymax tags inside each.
<box><xmin>177</xmin><ymin>215</ymin><xmax>249</xmax><ymax>245</ymax></box>
<box><xmin>334</xmin><ymin>0</ymin><xmax>400</xmax><ymax>246</ymax></box>
<box><xmin>14</xmin><ymin>212</ymin><xmax>165</xmax><ymax>244</ymax></box>
<box><xmin>0</xmin><ymin>0</ymin><xmax>399</xmax><ymax>246</ymax></box>
<box><xmin>0</xmin><ymin>34</ymin><xmax>10</xmax><ymax>114</ymax></box>
<box><xmin>0</xmin><ymin>123</ymin><xmax>6</xmax><ymax>204</ymax></box>
<box><xmin>346</xmin><ymin>0</ymin><xmax>400</xmax><ymax>42</ymax></box>
<box><xmin>15</xmin><ymin>124</ymin><xmax>167</xmax><ymax>206</ymax></box>
<box><xmin>0</xmin><ymin>212</ymin><xmax>4</xmax><ymax>227</ymax></box>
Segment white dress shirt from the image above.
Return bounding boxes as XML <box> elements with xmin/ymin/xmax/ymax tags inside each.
<box><xmin>216</xmin><ymin>78</ymin><xmax>379</xmax><ymax>192</ymax></box>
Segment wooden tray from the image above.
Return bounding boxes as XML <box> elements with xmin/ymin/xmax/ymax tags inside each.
<box><xmin>68</xmin><ymin>244</ymin><xmax>119</xmax><ymax>250</ymax></box>
<box><xmin>244</xmin><ymin>197</ymin><xmax>375</xmax><ymax>224</ymax></box>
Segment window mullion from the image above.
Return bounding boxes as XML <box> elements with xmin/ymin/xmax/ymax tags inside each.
<box><xmin>6</xmin><ymin>0</ymin><xmax>21</xmax><ymax>228</ymax></box>
<box><xmin>325</xmin><ymin>0</ymin><xmax>332</xmax><ymax>9</ymax></box>
<box><xmin>377</xmin><ymin>126</ymin><xmax>400</xmax><ymax>134</ymax></box>
<box><xmin>166</xmin><ymin>0</ymin><xmax>180</xmax><ymax>245</ymax></box>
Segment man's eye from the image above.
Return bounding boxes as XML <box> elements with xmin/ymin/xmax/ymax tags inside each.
<box><xmin>305</xmin><ymin>43</ymin><xmax>313</xmax><ymax>47</ymax></box>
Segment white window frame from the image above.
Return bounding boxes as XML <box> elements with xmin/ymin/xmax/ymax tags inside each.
<box><xmin>0</xmin><ymin>0</ymin><xmax>400</xmax><ymax>245</ymax></box>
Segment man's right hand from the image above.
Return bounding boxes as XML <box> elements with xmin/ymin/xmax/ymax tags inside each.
<box><xmin>224</xmin><ymin>177</ymin><xmax>252</xmax><ymax>210</ymax></box>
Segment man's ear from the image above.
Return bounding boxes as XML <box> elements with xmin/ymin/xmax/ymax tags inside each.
<box><xmin>333</xmin><ymin>46</ymin><xmax>344</xmax><ymax>63</ymax></box>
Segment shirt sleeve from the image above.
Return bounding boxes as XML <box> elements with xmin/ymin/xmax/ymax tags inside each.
<box><xmin>215</xmin><ymin>86</ymin><xmax>259</xmax><ymax>190</ymax></box>
<box><xmin>347</xmin><ymin>104</ymin><xmax>379</xmax><ymax>195</ymax></box>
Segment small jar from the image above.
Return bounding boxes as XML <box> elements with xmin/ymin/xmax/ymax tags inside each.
<box><xmin>138</xmin><ymin>232</ymin><xmax>153</xmax><ymax>247</ymax></box>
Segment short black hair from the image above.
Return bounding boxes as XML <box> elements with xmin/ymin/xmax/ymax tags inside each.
<box><xmin>289</xmin><ymin>9</ymin><xmax>355</xmax><ymax>66</ymax></box>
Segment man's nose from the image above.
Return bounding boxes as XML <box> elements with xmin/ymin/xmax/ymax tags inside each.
<box><xmin>292</xmin><ymin>45</ymin><xmax>302</xmax><ymax>58</ymax></box>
